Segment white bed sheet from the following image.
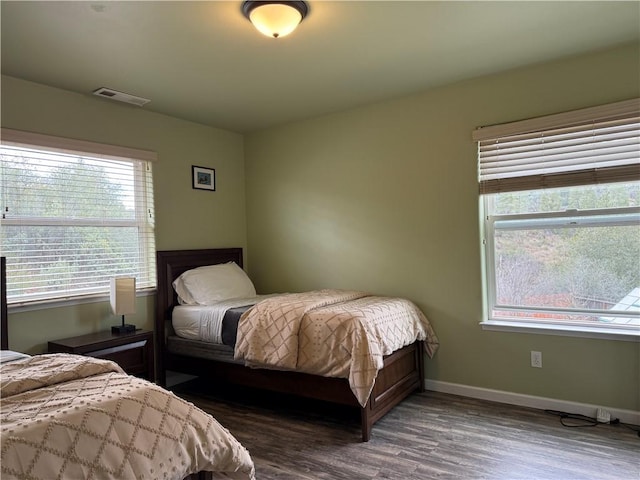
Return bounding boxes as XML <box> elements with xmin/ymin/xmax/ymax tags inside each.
<box><xmin>172</xmin><ymin>296</ymin><xmax>267</xmax><ymax>344</ymax></box>
<box><xmin>0</xmin><ymin>350</ymin><xmax>30</xmax><ymax>364</ymax></box>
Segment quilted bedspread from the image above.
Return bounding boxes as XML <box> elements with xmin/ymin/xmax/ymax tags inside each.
<box><xmin>234</xmin><ymin>289</ymin><xmax>439</xmax><ymax>406</ymax></box>
<box><xmin>1</xmin><ymin>354</ymin><xmax>255</xmax><ymax>480</ymax></box>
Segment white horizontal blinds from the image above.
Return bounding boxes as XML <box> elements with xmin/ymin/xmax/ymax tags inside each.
<box><xmin>0</xmin><ymin>129</ymin><xmax>156</xmax><ymax>304</ymax></box>
<box><xmin>474</xmin><ymin>99</ymin><xmax>640</xmax><ymax>194</ymax></box>
<box><xmin>136</xmin><ymin>160</ymin><xmax>157</xmax><ymax>293</ymax></box>
<box><xmin>0</xmin><ymin>128</ymin><xmax>157</xmax><ymax>163</ymax></box>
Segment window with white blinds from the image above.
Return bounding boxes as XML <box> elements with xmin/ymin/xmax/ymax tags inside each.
<box><xmin>474</xmin><ymin>100</ymin><xmax>640</xmax><ymax>339</ymax></box>
<box><xmin>474</xmin><ymin>98</ymin><xmax>640</xmax><ymax>194</ymax></box>
<box><xmin>0</xmin><ymin>128</ymin><xmax>157</xmax><ymax>305</ymax></box>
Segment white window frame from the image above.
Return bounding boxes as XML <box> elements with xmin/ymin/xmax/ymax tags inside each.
<box><xmin>1</xmin><ymin>128</ymin><xmax>157</xmax><ymax>309</ymax></box>
<box><xmin>482</xmin><ymin>197</ymin><xmax>640</xmax><ymax>340</ymax></box>
<box><xmin>474</xmin><ymin>100</ymin><xmax>640</xmax><ymax>341</ymax></box>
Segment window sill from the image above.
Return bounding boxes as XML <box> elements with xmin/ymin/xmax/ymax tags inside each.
<box><xmin>480</xmin><ymin>320</ymin><xmax>640</xmax><ymax>342</ymax></box>
<box><xmin>8</xmin><ymin>288</ymin><xmax>156</xmax><ymax>314</ymax></box>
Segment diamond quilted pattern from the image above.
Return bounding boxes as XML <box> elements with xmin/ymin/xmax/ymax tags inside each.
<box><xmin>1</xmin><ymin>354</ymin><xmax>255</xmax><ymax>480</ymax></box>
<box><xmin>235</xmin><ymin>290</ymin><xmax>439</xmax><ymax>407</ymax></box>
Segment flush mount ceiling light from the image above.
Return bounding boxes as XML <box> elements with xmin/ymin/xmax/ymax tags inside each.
<box><xmin>242</xmin><ymin>1</ymin><xmax>308</xmax><ymax>39</ymax></box>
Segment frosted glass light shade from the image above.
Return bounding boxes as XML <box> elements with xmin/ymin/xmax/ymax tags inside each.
<box><xmin>250</xmin><ymin>4</ymin><xmax>301</xmax><ymax>38</ymax></box>
<box><xmin>242</xmin><ymin>1</ymin><xmax>308</xmax><ymax>39</ymax></box>
<box><xmin>110</xmin><ymin>277</ymin><xmax>136</xmax><ymax>316</ymax></box>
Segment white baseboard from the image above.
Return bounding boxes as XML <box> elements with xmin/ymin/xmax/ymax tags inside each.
<box><xmin>425</xmin><ymin>379</ymin><xmax>640</xmax><ymax>426</ymax></box>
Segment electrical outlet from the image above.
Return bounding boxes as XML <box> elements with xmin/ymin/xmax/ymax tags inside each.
<box><xmin>531</xmin><ymin>351</ymin><xmax>542</xmax><ymax>368</ymax></box>
<box><xmin>596</xmin><ymin>408</ymin><xmax>611</xmax><ymax>423</ymax></box>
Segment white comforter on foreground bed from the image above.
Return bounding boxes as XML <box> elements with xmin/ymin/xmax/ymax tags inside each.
<box><xmin>235</xmin><ymin>289</ymin><xmax>439</xmax><ymax>407</ymax></box>
<box><xmin>1</xmin><ymin>354</ymin><xmax>255</xmax><ymax>480</ymax></box>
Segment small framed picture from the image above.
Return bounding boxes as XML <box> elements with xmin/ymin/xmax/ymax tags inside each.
<box><xmin>192</xmin><ymin>165</ymin><xmax>216</xmax><ymax>191</ymax></box>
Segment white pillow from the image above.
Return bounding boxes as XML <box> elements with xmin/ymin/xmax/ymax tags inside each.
<box><xmin>172</xmin><ymin>262</ymin><xmax>256</xmax><ymax>305</ymax></box>
<box><xmin>173</xmin><ymin>276</ymin><xmax>196</xmax><ymax>305</ymax></box>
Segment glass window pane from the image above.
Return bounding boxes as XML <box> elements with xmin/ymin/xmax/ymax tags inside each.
<box><xmin>492</xmin><ymin>182</ymin><xmax>640</xmax><ymax>215</ymax></box>
<box><xmin>2</xmin><ymin>147</ymin><xmax>135</xmax><ymax>220</ymax></box>
<box><xmin>1</xmin><ymin>225</ymin><xmax>142</xmax><ymax>301</ymax></box>
<box><xmin>493</xmin><ymin>224</ymin><xmax>640</xmax><ymax>324</ymax></box>
<box><xmin>1</xmin><ymin>141</ymin><xmax>156</xmax><ymax>304</ymax></box>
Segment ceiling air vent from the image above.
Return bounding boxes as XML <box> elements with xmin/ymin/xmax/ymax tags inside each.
<box><xmin>92</xmin><ymin>87</ymin><xmax>150</xmax><ymax>107</ymax></box>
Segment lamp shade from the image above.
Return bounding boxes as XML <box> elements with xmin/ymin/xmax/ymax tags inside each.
<box><xmin>110</xmin><ymin>277</ymin><xmax>136</xmax><ymax>316</ymax></box>
<box><xmin>242</xmin><ymin>1</ymin><xmax>308</xmax><ymax>38</ymax></box>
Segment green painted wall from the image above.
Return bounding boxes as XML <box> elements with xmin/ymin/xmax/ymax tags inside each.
<box><xmin>2</xmin><ymin>43</ymin><xmax>639</xmax><ymax>412</ymax></box>
<box><xmin>1</xmin><ymin>75</ymin><xmax>247</xmax><ymax>353</ymax></box>
<box><xmin>244</xmin><ymin>43</ymin><xmax>640</xmax><ymax>411</ymax></box>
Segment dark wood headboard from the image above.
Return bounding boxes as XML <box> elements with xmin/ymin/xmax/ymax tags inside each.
<box><xmin>1</xmin><ymin>256</ymin><xmax>8</xmax><ymax>350</ymax></box>
<box><xmin>155</xmin><ymin>248</ymin><xmax>244</xmax><ymax>381</ymax></box>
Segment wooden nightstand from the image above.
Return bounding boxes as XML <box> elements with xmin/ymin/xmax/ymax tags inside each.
<box><xmin>48</xmin><ymin>329</ymin><xmax>154</xmax><ymax>381</ymax></box>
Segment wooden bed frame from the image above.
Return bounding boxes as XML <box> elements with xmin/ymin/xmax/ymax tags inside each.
<box><xmin>155</xmin><ymin>248</ymin><xmax>425</xmax><ymax>442</ymax></box>
<box><xmin>1</xmin><ymin>257</ymin><xmax>7</xmax><ymax>350</ymax></box>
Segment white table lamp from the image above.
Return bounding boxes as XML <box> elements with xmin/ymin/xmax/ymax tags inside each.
<box><xmin>110</xmin><ymin>277</ymin><xmax>137</xmax><ymax>334</ymax></box>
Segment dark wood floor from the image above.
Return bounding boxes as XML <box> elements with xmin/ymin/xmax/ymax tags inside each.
<box><xmin>172</xmin><ymin>380</ymin><xmax>639</xmax><ymax>480</ymax></box>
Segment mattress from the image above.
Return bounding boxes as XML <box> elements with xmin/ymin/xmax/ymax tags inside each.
<box><xmin>172</xmin><ymin>296</ymin><xmax>267</xmax><ymax>345</ymax></box>
<box><xmin>167</xmin><ymin>336</ymin><xmax>241</xmax><ymax>364</ymax></box>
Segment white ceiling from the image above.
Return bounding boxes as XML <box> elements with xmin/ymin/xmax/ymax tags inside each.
<box><xmin>1</xmin><ymin>1</ymin><xmax>638</xmax><ymax>133</ymax></box>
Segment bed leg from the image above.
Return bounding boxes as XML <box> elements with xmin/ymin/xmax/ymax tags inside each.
<box><xmin>360</xmin><ymin>407</ymin><xmax>371</xmax><ymax>442</ymax></box>
<box><xmin>418</xmin><ymin>340</ymin><xmax>426</xmax><ymax>393</ymax></box>
<box><xmin>157</xmin><ymin>367</ymin><xmax>167</xmax><ymax>388</ymax></box>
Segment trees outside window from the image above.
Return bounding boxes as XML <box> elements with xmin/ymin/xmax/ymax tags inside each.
<box><xmin>485</xmin><ymin>182</ymin><xmax>639</xmax><ymax>328</ymax></box>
